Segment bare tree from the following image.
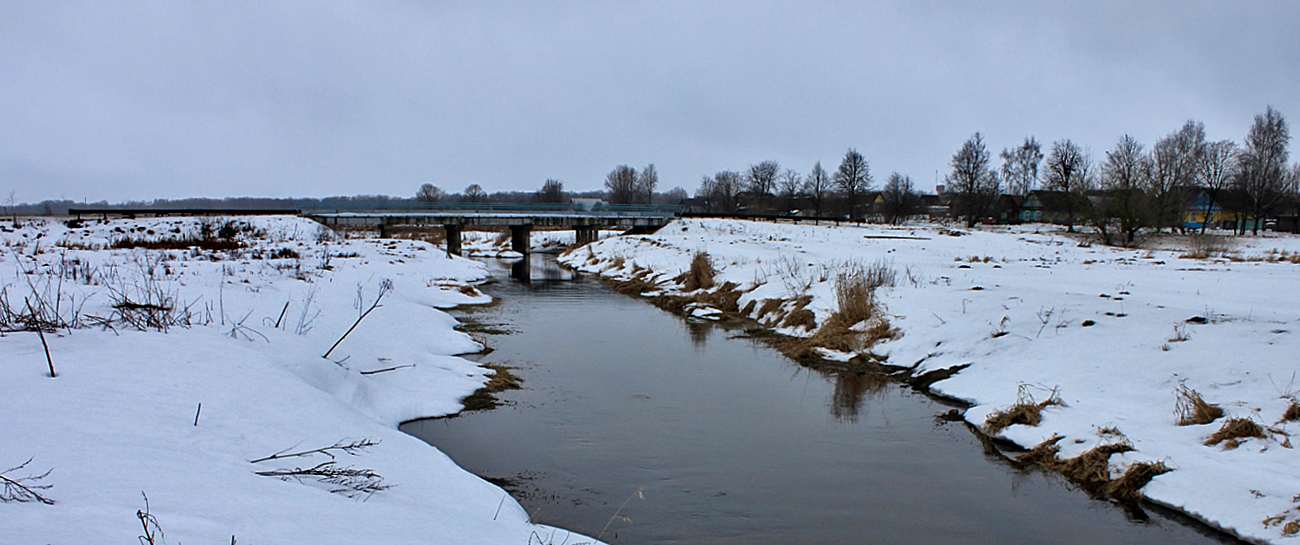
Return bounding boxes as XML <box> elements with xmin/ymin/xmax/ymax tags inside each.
<box><xmin>746</xmin><ymin>161</ymin><xmax>780</xmax><ymax>200</ymax></box>
<box><xmin>415</xmin><ymin>183</ymin><xmax>443</xmax><ymax>203</ymax></box>
<box><xmin>535</xmin><ymin>179</ymin><xmax>565</xmax><ymax>204</ymax></box>
<box><xmin>1044</xmin><ymin>139</ymin><xmax>1092</xmax><ymax>231</ymax></box>
<box><xmin>834</xmin><ymin>149</ymin><xmax>872</xmax><ymax>218</ymax></box>
<box><xmin>605</xmin><ymin>165</ymin><xmax>639</xmax><ymax>205</ymax></box>
<box><xmin>1236</xmin><ymin>106</ymin><xmax>1292</xmax><ymax>234</ymax></box>
<box><xmin>636</xmin><ymin>164</ymin><xmax>659</xmax><ymax>205</ymax></box>
<box><xmin>1000</xmin><ymin>137</ymin><xmax>1042</xmax><ymax>196</ymax></box>
<box><xmin>804</xmin><ymin>162</ymin><xmax>831</xmax><ymax>217</ymax></box>
<box><xmin>1096</xmin><ymin>135</ymin><xmax>1154</xmax><ymax>246</ymax></box>
<box><xmin>776</xmin><ymin>168</ymin><xmax>802</xmax><ymax>212</ymax></box>
<box><xmin>662</xmin><ymin>186</ymin><xmax>688</xmax><ymax>204</ymax></box>
<box><xmin>881</xmin><ymin>172</ymin><xmax>921</xmax><ymax>224</ymax></box>
<box><xmin>1146</xmin><ymin>120</ymin><xmax>1206</xmax><ymax>232</ymax></box>
<box><xmin>462</xmin><ymin>184</ymin><xmax>487</xmax><ymax>203</ymax></box>
<box><xmin>948</xmin><ymin>133</ymin><xmax>1001</xmax><ymax>228</ymax></box>
<box><xmin>697</xmin><ymin>171</ymin><xmax>742</xmax><ymax>213</ymax></box>
<box><xmin>1197</xmin><ymin>140</ymin><xmax>1239</xmax><ymax>233</ymax></box>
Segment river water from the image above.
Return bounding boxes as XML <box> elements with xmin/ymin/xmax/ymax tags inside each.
<box><xmin>401</xmin><ymin>257</ymin><xmax>1238</xmax><ymax>545</ymax></box>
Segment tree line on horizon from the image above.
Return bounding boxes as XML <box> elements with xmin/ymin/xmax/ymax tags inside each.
<box><xmin>944</xmin><ymin>105</ymin><xmax>1297</xmax><ymax>243</ymax></box>
<box><xmin>8</xmin><ymin>108</ymin><xmax>1295</xmax><ymax>240</ymax></box>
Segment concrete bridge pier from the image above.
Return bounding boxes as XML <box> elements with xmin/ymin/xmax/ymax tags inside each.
<box><xmin>444</xmin><ymin>224</ymin><xmax>463</xmax><ymax>256</ymax></box>
<box><xmin>510</xmin><ymin>225</ymin><xmax>532</xmax><ymax>254</ymax></box>
<box><xmin>574</xmin><ymin>225</ymin><xmax>599</xmax><ymax>247</ymax></box>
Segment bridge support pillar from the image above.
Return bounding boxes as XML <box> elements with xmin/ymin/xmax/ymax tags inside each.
<box><xmin>510</xmin><ymin>225</ymin><xmax>532</xmax><ymax>254</ymax></box>
<box><xmin>377</xmin><ymin>221</ymin><xmax>390</xmax><ymax>238</ymax></box>
<box><xmin>444</xmin><ymin>224</ymin><xmax>463</xmax><ymax>256</ymax></box>
<box><xmin>574</xmin><ymin>225</ymin><xmax>599</xmax><ymax>247</ymax></box>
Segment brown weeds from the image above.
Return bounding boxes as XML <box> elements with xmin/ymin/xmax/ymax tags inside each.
<box><xmin>1204</xmin><ymin>417</ymin><xmax>1266</xmax><ymax>448</ymax></box>
<box><xmin>757</xmin><ymin>298</ymin><xmax>784</xmax><ymax>319</ymax></box>
<box><xmin>1104</xmin><ymin>461</ymin><xmax>1172</xmax><ymax>502</ymax></box>
<box><xmin>1015</xmin><ymin>435</ymin><xmax>1064</xmax><ymax>467</ymax></box>
<box><xmin>1014</xmin><ymin>435</ymin><xmax>1168</xmax><ymax>502</ymax></box>
<box><xmin>781</xmin><ymin>308</ymin><xmax>817</xmax><ymax>331</ymax></box>
<box><xmin>1174</xmin><ymin>383</ymin><xmax>1223</xmax><ymax>426</ymax></box>
<box><xmin>1283</xmin><ymin>400</ymin><xmax>1300</xmax><ymax>422</ymax></box>
<box><xmin>681</xmin><ymin>251</ymin><xmax>717</xmax><ymax>291</ymax></box>
<box><xmin>460</xmin><ymin>364</ymin><xmax>523</xmax><ymax>412</ymax></box>
<box><xmin>1058</xmin><ymin>442</ymin><xmax>1134</xmax><ymax>492</ymax></box>
<box><xmin>984</xmin><ymin>385</ymin><xmax>1064</xmax><ymax>435</ymax></box>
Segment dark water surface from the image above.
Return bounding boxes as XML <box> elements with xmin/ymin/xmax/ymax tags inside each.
<box><xmin>401</xmin><ymin>257</ymin><xmax>1236</xmax><ymax>545</ymax></box>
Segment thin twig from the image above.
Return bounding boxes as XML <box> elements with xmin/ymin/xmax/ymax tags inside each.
<box><xmin>274</xmin><ymin>300</ymin><xmax>290</xmax><ymax>329</ymax></box>
<box><xmin>1</xmin><ymin>458</ymin><xmax>55</xmax><ymax>505</ymax></box>
<box><xmin>322</xmin><ymin>280</ymin><xmax>392</xmax><ymax>359</ymax></box>
<box><xmin>359</xmin><ymin>364</ymin><xmax>415</xmax><ymax>375</ymax></box>
<box><xmin>249</xmin><ymin>439</ymin><xmax>380</xmax><ymax>464</ymax></box>
<box><xmin>26</xmin><ymin>299</ymin><xmax>55</xmax><ymax>377</ymax></box>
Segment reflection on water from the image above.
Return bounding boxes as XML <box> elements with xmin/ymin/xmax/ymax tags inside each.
<box><xmin>830</xmin><ymin>371</ymin><xmax>891</xmax><ymax>423</ymax></box>
<box><xmin>402</xmin><ymin>256</ymin><xmax>1241</xmax><ymax>545</ymax></box>
<box><xmin>685</xmin><ymin>318</ymin><xmax>713</xmax><ymax>350</ymax></box>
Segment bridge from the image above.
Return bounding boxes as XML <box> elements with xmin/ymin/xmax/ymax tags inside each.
<box><xmin>299</xmin><ymin>202</ymin><xmax>682</xmax><ymax>255</ymax></box>
<box><xmin>68</xmin><ymin>202</ymin><xmax>683</xmax><ymax>255</ymax></box>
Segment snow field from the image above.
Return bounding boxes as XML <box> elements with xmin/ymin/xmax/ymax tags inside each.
<box><xmin>560</xmin><ymin>218</ymin><xmax>1300</xmax><ymax>543</ymax></box>
<box><xmin>0</xmin><ymin>216</ymin><xmax>598</xmax><ymax>544</ymax></box>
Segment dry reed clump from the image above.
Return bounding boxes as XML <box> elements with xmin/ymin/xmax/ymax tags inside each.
<box><xmin>1174</xmin><ymin>383</ymin><xmax>1224</xmax><ymax>426</ymax></box>
<box><xmin>757</xmin><ymin>298</ymin><xmax>784</xmax><ymax>319</ymax></box>
<box><xmin>680</xmin><ymin>251</ymin><xmax>717</xmax><ymax>291</ymax></box>
<box><xmin>1204</xmin><ymin>417</ymin><xmax>1266</xmax><ymax>448</ymax></box>
<box><xmin>1015</xmin><ymin>435</ymin><xmax>1064</xmax><ymax>467</ymax></box>
<box><xmin>1058</xmin><ymin>442</ymin><xmax>1135</xmax><ymax>492</ymax></box>
<box><xmin>1104</xmin><ymin>461</ymin><xmax>1172</xmax><ymax>502</ymax></box>
<box><xmin>984</xmin><ymin>385</ymin><xmax>1064</xmax><ymax>435</ymax></box>
<box><xmin>695</xmin><ymin>282</ymin><xmax>743</xmax><ymax>312</ymax></box>
<box><xmin>1014</xmin><ymin>435</ymin><xmax>1169</xmax><ymax>502</ymax></box>
<box><xmin>1283</xmin><ymin>400</ymin><xmax>1300</xmax><ymax>422</ymax></box>
<box><xmin>781</xmin><ymin>306</ymin><xmax>816</xmax><ymax>331</ymax></box>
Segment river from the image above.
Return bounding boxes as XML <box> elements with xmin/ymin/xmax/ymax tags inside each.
<box><xmin>401</xmin><ymin>256</ymin><xmax>1239</xmax><ymax>544</ymax></box>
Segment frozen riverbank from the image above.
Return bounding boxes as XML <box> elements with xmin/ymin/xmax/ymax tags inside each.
<box><xmin>0</xmin><ymin>215</ymin><xmax>596</xmax><ymax>544</ymax></box>
<box><xmin>560</xmin><ymin>218</ymin><xmax>1300</xmax><ymax>543</ymax></box>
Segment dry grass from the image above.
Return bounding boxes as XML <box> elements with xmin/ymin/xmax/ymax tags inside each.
<box><xmin>756</xmin><ymin>298</ymin><xmax>784</xmax><ymax>319</ymax></box>
<box><xmin>680</xmin><ymin>251</ymin><xmax>717</xmax><ymax>291</ymax></box>
<box><xmin>1058</xmin><ymin>442</ymin><xmax>1134</xmax><ymax>492</ymax></box>
<box><xmin>1014</xmin><ymin>435</ymin><xmax>1168</xmax><ymax>502</ymax></box>
<box><xmin>1205</xmin><ymin>417</ymin><xmax>1266</xmax><ymax>448</ymax></box>
<box><xmin>1283</xmin><ymin>400</ymin><xmax>1300</xmax><ymax>422</ymax></box>
<box><xmin>984</xmin><ymin>385</ymin><xmax>1064</xmax><ymax>435</ymax></box>
<box><xmin>834</xmin><ymin>270</ymin><xmax>876</xmax><ymax>326</ymax></box>
<box><xmin>1104</xmin><ymin>461</ymin><xmax>1172</xmax><ymax>502</ymax></box>
<box><xmin>1174</xmin><ymin>383</ymin><xmax>1223</xmax><ymax>426</ymax></box>
<box><xmin>781</xmin><ymin>307</ymin><xmax>816</xmax><ymax>331</ymax></box>
<box><xmin>459</xmin><ymin>363</ymin><xmax>523</xmax><ymax>412</ymax></box>
<box><xmin>1015</xmin><ymin>435</ymin><xmax>1064</xmax><ymax>467</ymax></box>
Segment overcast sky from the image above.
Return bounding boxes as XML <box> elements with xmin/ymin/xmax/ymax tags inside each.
<box><xmin>2</xmin><ymin>1</ymin><xmax>1298</xmax><ymax>203</ymax></box>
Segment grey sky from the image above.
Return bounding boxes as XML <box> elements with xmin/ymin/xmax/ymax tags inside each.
<box><xmin>2</xmin><ymin>1</ymin><xmax>1297</xmax><ymax>203</ymax></box>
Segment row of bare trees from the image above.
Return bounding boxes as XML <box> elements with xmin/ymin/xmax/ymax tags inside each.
<box><xmin>692</xmin><ymin>149</ymin><xmax>923</xmax><ymax>222</ymax></box>
<box><xmin>945</xmin><ymin>106</ymin><xmax>1298</xmax><ymax>241</ymax></box>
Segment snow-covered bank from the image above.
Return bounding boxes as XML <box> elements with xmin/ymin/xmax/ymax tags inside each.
<box><xmin>0</xmin><ymin>216</ymin><xmax>596</xmax><ymax>544</ymax></box>
<box><xmin>560</xmin><ymin>218</ymin><xmax>1300</xmax><ymax>543</ymax></box>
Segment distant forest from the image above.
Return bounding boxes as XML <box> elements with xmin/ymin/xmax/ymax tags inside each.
<box><xmin>1</xmin><ymin>187</ymin><xmax>685</xmax><ymax>217</ymax></box>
